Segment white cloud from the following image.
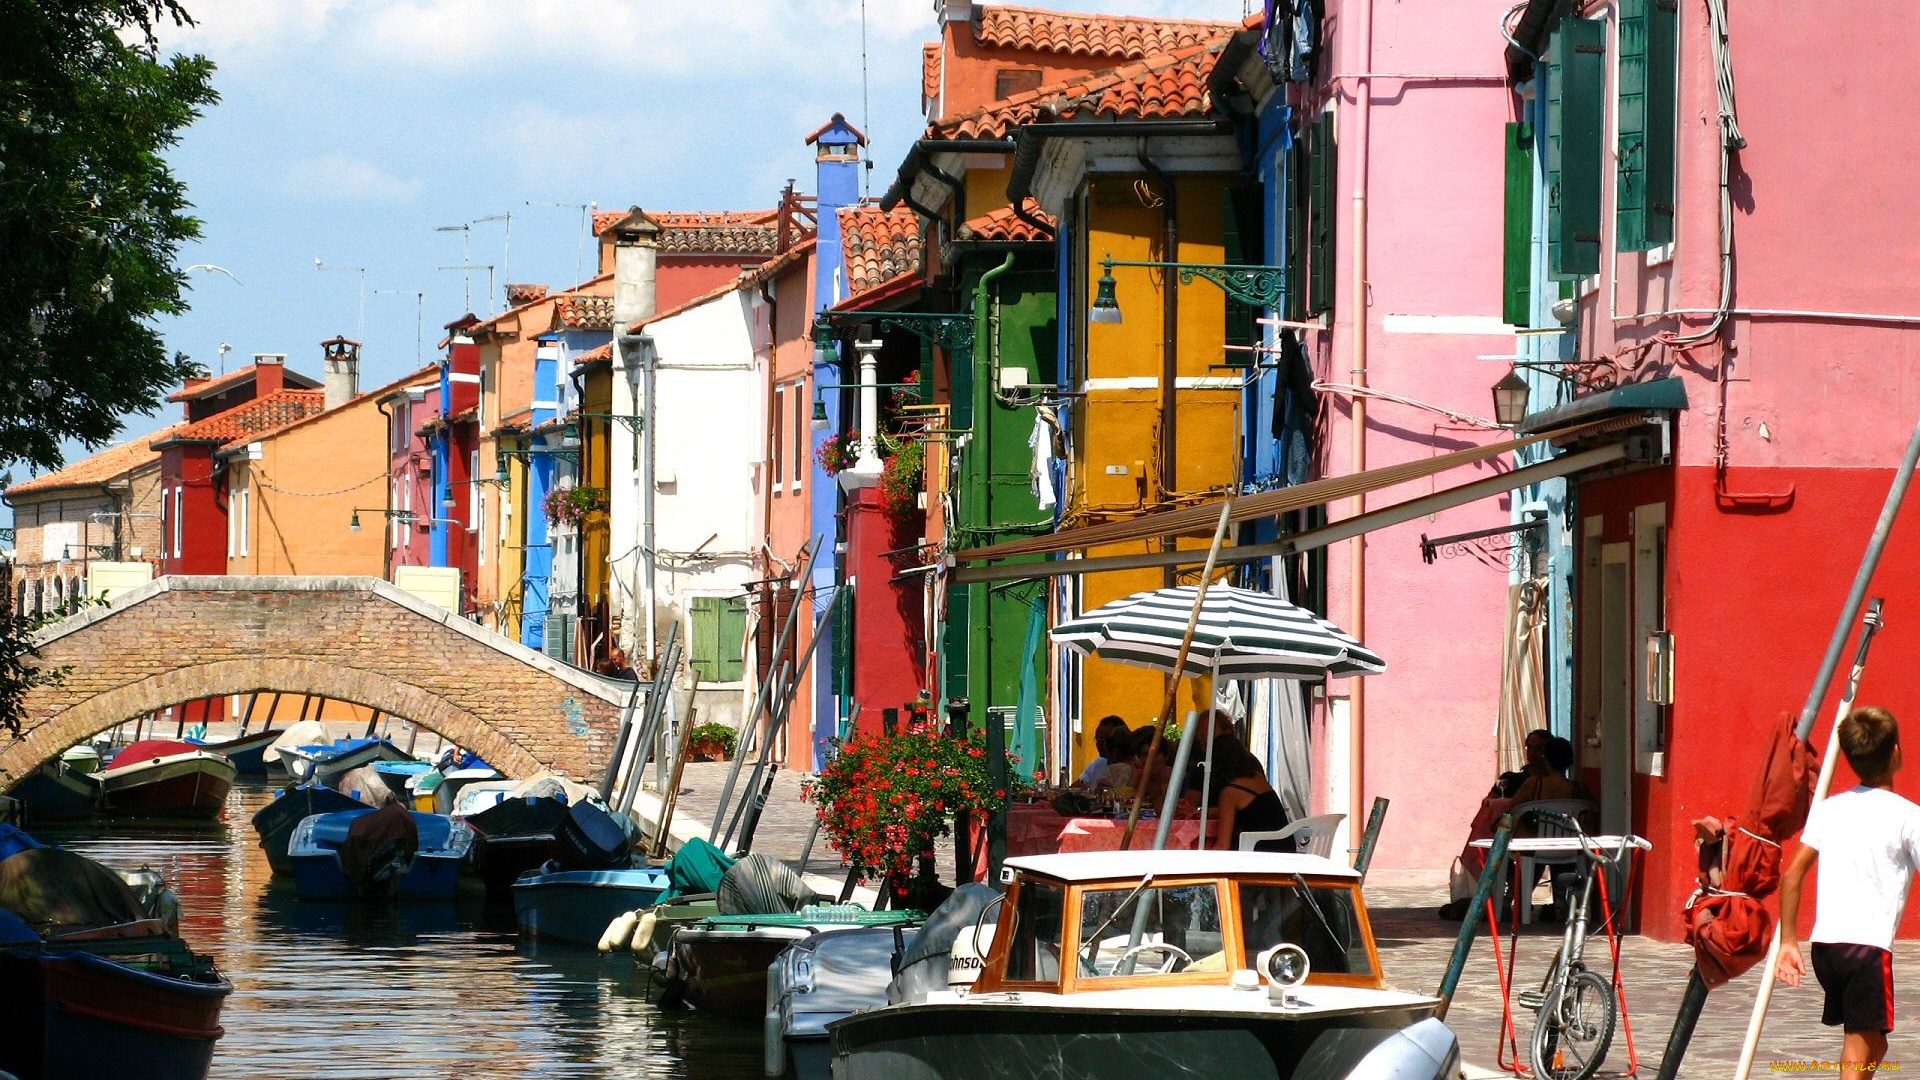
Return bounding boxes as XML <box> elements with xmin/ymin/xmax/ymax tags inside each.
<box><xmin>282</xmin><ymin>154</ymin><xmax>422</xmax><ymax>203</ymax></box>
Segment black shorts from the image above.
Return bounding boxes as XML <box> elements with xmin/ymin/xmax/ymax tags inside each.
<box><xmin>1811</xmin><ymin>942</ymin><xmax>1895</xmax><ymax>1033</ymax></box>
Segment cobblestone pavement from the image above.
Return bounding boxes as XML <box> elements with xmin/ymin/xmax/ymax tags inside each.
<box><xmin>650</xmin><ymin>766</ymin><xmax>1920</xmax><ymax>1077</ymax></box>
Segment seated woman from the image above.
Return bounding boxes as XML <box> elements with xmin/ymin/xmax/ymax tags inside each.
<box><xmin>1072</xmin><ymin>715</ymin><xmax>1132</xmax><ymax>790</ymax></box>
<box><xmin>1130</xmin><ymin>725</ymin><xmax>1175</xmax><ymax>807</ymax></box>
<box><xmin>1195</xmin><ymin>730</ymin><xmax>1289</xmax><ymax>850</ymax></box>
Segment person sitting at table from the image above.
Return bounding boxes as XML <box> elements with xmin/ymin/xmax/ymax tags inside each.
<box><xmin>1510</xmin><ymin>735</ymin><xmax>1595</xmax><ymax>809</ymax></box>
<box><xmin>1073</xmin><ymin>715</ymin><xmax>1132</xmax><ymax>790</ymax></box>
<box><xmin>1092</xmin><ymin>728</ymin><xmax>1141</xmax><ymax>797</ymax></box>
<box><xmin>1193</xmin><ymin>730</ymin><xmax>1289</xmax><ymax>850</ymax></box>
<box><xmin>1497</xmin><ymin>728</ymin><xmax>1553</xmax><ymax>798</ymax></box>
<box><xmin>1438</xmin><ymin>734</ymin><xmax>1595</xmax><ymax>919</ymax></box>
<box><xmin>1131</xmin><ymin>725</ymin><xmax>1175</xmax><ymax>807</ymax></box>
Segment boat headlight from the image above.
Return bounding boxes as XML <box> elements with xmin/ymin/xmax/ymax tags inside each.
<box><xmin>1259</xmin><ymin>943</ymin><xmax>1311</xmax><ymax>996</ymax></box>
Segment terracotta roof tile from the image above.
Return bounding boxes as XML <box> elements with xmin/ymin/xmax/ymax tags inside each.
<box><xmin>469</xmin><ymin>273</ymin><xmax>612</xmax><ymax>336</ymax></box>
<box><xmin>933</xmin><ymin>39</ymin><xmax>1229</xmax><ymax>140</ymax></box>
<box><xmin>592</xmin><ymin>208</ymin><xmax>782</xmax><ymax>260</ymax></box>
<box><xmin>504</xmin><ymin>283</ymin><xmax>550</xmax><ymax>306</ymax></box>
<box><xmin>575</xmin><ymin>341</ymin><xmax>613</xmax><ymax>364</ymax></box>
<box><xmin>973</xmin><ymin>6</ymin><xmax>1237</xmax><ymax>59</ymax></box>
<box><xmin>957</xmin><ymin>202</ymin><xmax>1057</xmax><ymax>243</ymax></box>
<box><xmin>165</xmin><ymin>362</ymin><xmax>321</xmax><ymax>402</ymax></box>
<box><xmin>7</xmin><ymin>424</ymin><xmax>185</xmax><ymax>497</ymax></box>
<box><xmin>922</xmin><ymin>43</ymin><xmax>942</xmax><ymax>114</ymax></box>
<box><xmin>154</xmin><ymin>390</ymin><xmax>327</xmax><ymax>448</ymax></box>
<box><xmin>553</xmin><ymin>293</ymin><xmax>615</xmax><ymax>330</ymax></box>
<box><xmin>839</xmin><ymin>206</ymin><xmax>923</xmax><ymax>295</ymax></box>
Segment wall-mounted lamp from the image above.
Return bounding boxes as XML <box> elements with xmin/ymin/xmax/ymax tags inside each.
<box><xmin>811</xmin><ymin>399</ymin><xmax>829</xmax><ymax>431</ymax></box>
<box><xmin>1492</xmin><ymin>366</ymin><xmax>1532</xmax><ymax>428</ymax></box>
<box><xmin>1087</xmin><ymin>253</ymin><xmax>1288</xmax><ymax>325</ymax></box>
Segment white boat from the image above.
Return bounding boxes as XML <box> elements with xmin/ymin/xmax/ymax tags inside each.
<box><xmin>828</xmin><ymin>849</ymin><xmax>1458</xmax><ymax>1080</ymax></box>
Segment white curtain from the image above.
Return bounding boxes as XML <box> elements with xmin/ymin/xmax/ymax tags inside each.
<box><xmin>1247</xmin><ymin>562</ymin><xmax>1314</xmax><ymax>821</ymax></box>
<box><xmin>1496</xmin><ymin>577</ymin><xmax>1551</xmax><ymax>775</ymax></box>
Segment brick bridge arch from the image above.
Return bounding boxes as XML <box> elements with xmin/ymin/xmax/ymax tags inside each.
<box><xmin>0</xmin><ymin>576</ymin><xmax>629</xmax><ymax>788</ymax></box>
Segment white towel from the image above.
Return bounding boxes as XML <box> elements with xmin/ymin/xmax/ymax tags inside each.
<box><xmin>1029</xmin><ymin>412</ymin><xmax>1057</xmax><ymax>510</ymax></box>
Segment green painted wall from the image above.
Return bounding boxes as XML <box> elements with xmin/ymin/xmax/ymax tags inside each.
<box><xmin>945</xmin><ymin>254</ymin><xmax>1057</xmax><ymax>772</ymax></box>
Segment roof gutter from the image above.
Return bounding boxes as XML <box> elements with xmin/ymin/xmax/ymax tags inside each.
<box><xmin>1005</xmin><ymin>119</ymin><xmax>1234</xmax><ymax>239</ymax></box>
<box><xmin>880</xmin><ymin>138</ymin><xmax>1017</xmax><ymax>215</ymax></box>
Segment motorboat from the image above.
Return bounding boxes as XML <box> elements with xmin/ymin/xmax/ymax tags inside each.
<box><xmin>827</xmin><ymin>849</ymin><xmax>1459</xmax><ymax>1080</ymax></box>
<box><xmin>0</xmin><ymin>826</ymin><xmax>231</xmax><ymax>1080</ymax></box>
<box><xmin>94</xmin><ymin>740</ymin><xmax>236</xmax><ymax>820</ymax></box>
<box><xmin>277</xmin><ymin>737</ymin><xmax>413</xmax><ymax>787</ymax></box>
<box><xmin>513</xmin><ymin>866</ymin><xmax>670</xmax><ymax>944</ymax></box>
<box><xmin>429</xmin><ymin>765</ymin><xmax>503</xmax><ymax>815</ymax></box>
<box><xmin>767</xmin><ymin>923</ymin><xmax>921</xmax><ymax>1080</ymax></box>
<box><xmin>369</xmin><ymin>759</ymin><xmax>435</xmax><ymax>801</ymax></box>
<box><xmin>264</xmin><ymin>719</ymin><xmax>328</xmax><ymax>776</ymax></box>
<box><xmin>463</xmin><ymin>796</ymin><xmax>569</xmax><ymax>897</ymax></box>
<box><xmin>250</xmin><ymin>784</ymin><xmax>373</xmax><ymax>874</ymax></box>
<box><xmin>287</xmin><ymin>805</ymin><xmax>472</xmax><ymax>901</ymax></box>
<box><xmin>668</xmin><ymin>906</ymin><xmax>923</xmax><ymax>1022</ymax></box>
<box><xmin>7</xmin><ymin>760</ymin><xmax>102</xmax><ymax>822</ymax></box>
<box><xmin>189</xmin><ymin>728</ymin><xmax>282</xmax><ymax>775</ymax></box>
<box><xmin>58</xmin><ymin>744</ymin><xmax>101</xmax><ymax>774</ymax></box>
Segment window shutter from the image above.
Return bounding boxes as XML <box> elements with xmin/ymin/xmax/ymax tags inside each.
<box><xmin>1547</xmin><ymin>18</ymin><xmax>1605</xmax><ymax>279</ymax></box>
<box><xmin>718</xmin><ymin>596</ymin><xmax>747</xmax><ymax>682</ymax></box>
<box><xmin>1644</xmin><ymin>0</ymin><xmax>1678</xmax><ymax>245</ymax></box>
<box><xmin>1284</xmin><ymin>141</ymin><xmax>1307</xmax><ymax>322</ymax></box>
<box><xmin>1306</xmin><ymin>111</ymin><xmax>1336</xmax><ymax>314</ymax></box>
<box><xmin>1616</xmin><ymin>0</ymin><xmax>1649</xmax><ymax>251</ymax></box>
<box><xmin>1503</xmin><ymin>121</ymin><xmax>1535</xmax><ymax>326</ymax></box>
<box><xmin>690</xmin><ymin>596</ymin><xmax>721</xmax><ymax>681</ymax></box>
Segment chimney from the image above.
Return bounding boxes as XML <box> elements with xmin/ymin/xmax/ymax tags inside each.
<box><xmin>611</xmin><ymin>208</ymin><xmax>660</xmax><ymax>333</ymax></box>
<box><xmin>808</xmin><ymin>113</ymin><xmax>868</xmax><ymax>309</ymax></box>
<box><xmin>505</xmin><ymin>283</ymin><xmax>550</xmax><ymax>308</ymax></box>
<box><xmin>252</xmin><ymin>353</ymin><xmax>286</xmax><ymax>395</ymax></box>
<box><xmin>321</xmin><ymin>336</ymin><xmax>361</xmax><ymax>410</ymax></box>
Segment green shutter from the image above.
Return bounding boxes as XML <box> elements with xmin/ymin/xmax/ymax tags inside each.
<box><xmin>690</xmin><ymin>596</ymin><xmax>721</xmax><ymax>681</ymax></box>
<box><xmin>1307</xmin><ymin>111</ymin><xmax>1335</xmax><ymax>314</ymax></box>
<box><xmin>717</xmin><ymin>596</ymin><xmax>747</xmax><ymax>683</ymax></box>
<box><xmin>1547</xmin><ymin>18</ymin><xmax>1605</xmax><ymax>279</ymax></box>
<box><xmin>1284</xmin><ymin>141</ymin><xmax>1307</xmax><ymax>321</ymax></box>
<box><xmin>1644</xmin><ymin>0</ymin><xmax>1678</xmax><ymax>245</ymax></box>
<box><xmin>1503</xmin><ymin>121</ymin><xmax>1535</xmax><ymax>326</ymax></box>
<box><xmin>1616</xmin><ymin>0</ymin><xmax>1649</xmax><ymax>251</ymax></box>
<box><xmin>1222</xmin><ymin>185</ymin><xmax>1259</xmax><ymax>366</ymax></box>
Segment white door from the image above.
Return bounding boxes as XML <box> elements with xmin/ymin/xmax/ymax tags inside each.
<box><xmin>1599</xmin><ymin>543</ymin><xmax>1633</xmax><ymax>836</ymax></box>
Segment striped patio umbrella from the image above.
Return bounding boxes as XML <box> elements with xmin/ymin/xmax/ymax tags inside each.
<box><xmin>1052</xmin><ymin>584</ymin><xmax>1386</xmax><ymax>680</ymax></box>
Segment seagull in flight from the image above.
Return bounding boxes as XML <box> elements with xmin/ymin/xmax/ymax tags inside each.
<box><xmin>184</xmin><ymin>263</ymin><xmax>242</xmax><ymax>284</ymax></box>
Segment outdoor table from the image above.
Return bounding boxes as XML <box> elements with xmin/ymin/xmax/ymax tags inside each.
<box><xmin>1469</xmin><ymin>834</ymin><xmax>1653</xmax><ymax>1078</ymax></box>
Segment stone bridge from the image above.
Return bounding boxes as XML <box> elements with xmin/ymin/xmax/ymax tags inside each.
<box><xmin>0</xmin><ymin>576</ymin><xmax>630</xmax><ymax>788</ymax></box>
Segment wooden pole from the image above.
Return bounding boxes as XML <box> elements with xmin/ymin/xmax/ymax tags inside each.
<box><xmin>652</xmin><ymin>680</ymin><xmax>703</xmax><ymax>859</ymax></box>
<box><xmin>1119</xmin><ymin>494</ymin><xmax>1236</xmax><ymax>850</ymax></box>
<box><xmin>1435</xmin><ymin>816</ymin><xmax>1513</xmax><ymax>1020</ymax></box>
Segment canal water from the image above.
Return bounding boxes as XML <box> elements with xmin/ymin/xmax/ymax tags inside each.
<box><xmin>33</xmin><ymin>778</ymin><xmax>764</xmax><ymax>1080</ymax></box>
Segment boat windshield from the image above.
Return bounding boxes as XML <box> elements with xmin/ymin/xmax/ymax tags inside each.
<box><xmin>1238</xmin><ymin>881</ymin><xmax>1373</xmax><ymax>978</ymax></box>
<box><xmin>1002</xmin><ymin>881</ymin><xmax>1069</xmax><ymax>982</ymax></box>
<box><xmin>1076</xmin><ymin>882</ymin><xmax>1225</xmax><ymax>978</ymax></box>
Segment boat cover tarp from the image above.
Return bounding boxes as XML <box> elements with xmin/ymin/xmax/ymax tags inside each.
<box><xmin>888</xmin><ymin>882</ymin><xmax>1000</xmax><ymax>1004</ymax></box>
<box><xmin>467</xmin><ymin>796</ymin><xmax>570</xmax><ymax>839</ymax></box>
<box><xmin>339</xmin><ymin>802</ymin><xmax>419</xmax><ymax>891</ymax></box>
<box><xmin>511</xmin><ymin>772</ymin><xmax>598</xmax><ymax>805</ymax></box>
<box><xmin>661</xmin><ymin>837</ymin><xmax>735</xmax><ymax>901</ymax></box>
<box><xmin>0</xmin><ymin>824</ymin><xmax>47</xmax><ymax>863</ymax></box>
<box><xmin>0</xmin><ymin>846</ymin><xmax>144</xmax><ymax>932</ymax></box>
<box><xmin>334</xmin><ymin>765</ymin><xmax>401</xmax><ymax>808</ymax></box>
<box><xmin>268</xmin><ymin>720</ymin><xmax>329</xmax><ymax>762</ymax></box>
<box><xmin>110</xmin><ymin>740</ymin><xmax>202</xmax><ymax>767</ymax></box>
<box><xmin>717</xmin><ymin>853</ymin><xmax>819</xmax><ymax>915</ymax></box>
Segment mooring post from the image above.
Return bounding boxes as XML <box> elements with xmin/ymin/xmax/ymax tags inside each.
<box><xmin>1435</xmin><ymin>815</ymin><xmax>1513</xmax><ymax>1020</ymax></box>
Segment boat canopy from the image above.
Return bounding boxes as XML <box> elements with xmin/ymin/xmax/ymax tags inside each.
<box><xmin>1004</xmin><ymin>849</ymin><xmax>1359</xmax><ymax>883</ymax></box>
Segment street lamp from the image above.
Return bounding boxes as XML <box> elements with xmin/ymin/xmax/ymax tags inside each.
<box><xmin>1492</xmin><ymin>366</ymin><xmax>1532</xmax><ymax>428</ymax></box>
<box><xmin>314</xmin><ymin>258</ymin><xmax>367</xmax><ymax>340</ymax></box>
<box><xmin>1086</xmin><ymin>253</ymin><xmax>1288</xmax><ymax>324</ymax></box>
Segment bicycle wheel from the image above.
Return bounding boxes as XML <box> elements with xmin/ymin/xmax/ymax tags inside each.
<box><xmin>1530</xmin><ymin>968</ymin><xmax>1617</xmax><ymax>1080</ymax></box>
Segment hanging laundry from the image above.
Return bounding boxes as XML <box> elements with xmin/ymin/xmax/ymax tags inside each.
<box><xmin>1029</xmin><ymin>408</ymin><xmax>1058</xmax><ymax>511</ymax></box>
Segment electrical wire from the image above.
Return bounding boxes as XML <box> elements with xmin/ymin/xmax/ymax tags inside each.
<box><xmin>1310</xmin><ymin>380</ymin><xmax>1505</xmax><ymax>430</ymax></box>
<box><xmin>247</xmin><ymin>470</ymin><xmax>387</xmax><ymax>498</ymax></box>
<box><xmin>1658</xmin><ymin>0</ymin><xmax>1743</xmax><ymax>348</ymax></box>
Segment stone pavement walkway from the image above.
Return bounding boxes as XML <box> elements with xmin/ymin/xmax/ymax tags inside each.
<box><xmin>635</xmin><ymin>767</ymin><xmax>1917</xmax><ymax>1077</ymax></box>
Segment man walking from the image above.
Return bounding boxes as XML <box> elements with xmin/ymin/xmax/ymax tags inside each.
<box><xmin>1778</xmin><ymin>706</ymin><xmax>1920</xmax><ymax>1070</ymax></box>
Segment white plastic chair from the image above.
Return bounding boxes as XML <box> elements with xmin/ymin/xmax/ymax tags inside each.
<box><xmin>1238</xmin><ymin>812</ymin><xmax>1347</xmax><ymax>858</ymax></box>
<box><xmin>1509</xmin><ymin>798</ymin><xmax>1598</xmax><ymax>924</ymax></box>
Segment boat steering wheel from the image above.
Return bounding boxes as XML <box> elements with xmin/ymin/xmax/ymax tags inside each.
<box><xmin>1116</xmin><ymin>941</ymin><xmax>1192</xmax><ymax>974</ymax></box>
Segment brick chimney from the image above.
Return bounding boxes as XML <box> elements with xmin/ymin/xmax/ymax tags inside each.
<box><xmin>252</xmin><ymin>354</ymin><xmax>286</xmax><ymax>395</ymax></box>
<box><xmin>321</xmin><ymin>336</ymin><xmax>361</xmax><ymax>410</ymax></box>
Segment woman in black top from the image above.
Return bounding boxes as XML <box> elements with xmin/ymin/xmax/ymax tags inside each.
<box><xmin>1193</xmin><ymin>729</ymin><xmax>1289</xmax><ymax>850</ymax></box>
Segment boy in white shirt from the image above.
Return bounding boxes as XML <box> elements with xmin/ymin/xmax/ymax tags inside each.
<box><xmin>1778</xmin><ymin>705</ymin><xmax>1920</xmax><ymax>1070</ymax></box>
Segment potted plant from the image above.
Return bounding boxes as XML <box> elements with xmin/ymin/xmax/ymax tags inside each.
<box><xmin>815</xmin><ymin>431</ymin><xmax>860</xmax><ymax>477</ymax></box>
<box><xmin>879</xmin><ymin>438</ymin><xmax>924</xmax><ymax>520</ymax></box>
<box><xmin>803</xmin><ymin>719</ymin><xmax>1007</xmax><ymax>887</ymax></box>
<box><xmin>684</xmin><ymin>722</ymin><xmax>737</xmax><ymax>762</ymax></box>
<box><xmin>544</xmin><ymin>484</ymin><xmax>609</xmax><ymax>526</ymax></box>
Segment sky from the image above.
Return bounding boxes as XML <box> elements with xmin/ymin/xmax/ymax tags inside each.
<box><xmin>23</xmin><ymin>0</ymin><xmax>1251</xmax><ymax>485</ymax></box>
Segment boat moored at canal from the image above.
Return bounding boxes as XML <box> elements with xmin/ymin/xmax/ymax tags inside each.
<box><xmin>288</xmin><ymin>805</ymin><xmax>472</xmax><ymax>900</ymax></box>
<box><xmin>828</xmin><ymin>850</ymin><xmax>1458</xmax><ymax>1080</ymax></box>
<box><xmin>250</xmin><ymin>783</ymin><xmax>374</xmax><ymax>874</ymax></box>
<box><xmin>513</xmin><ymin>866</ymin><xmax>670</xmax><ymax>944</ymax></box>
<box><xmin>94</xmin><ymin>740</ymin><xmax>236</xmax><ymax>820</ymax></box>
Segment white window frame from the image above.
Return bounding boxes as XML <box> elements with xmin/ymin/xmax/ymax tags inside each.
<box><xmin>237</xmin><ymin>487</ymin><xmax>249</xmax><ymax>558</ymax></box>
<box><xmin>172</xmin><ymin>487</ymin><xmax>183</xmax><ymax>558</ymax></box>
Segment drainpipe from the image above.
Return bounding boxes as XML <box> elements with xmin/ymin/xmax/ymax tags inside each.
<box><xmin>1347</xmin><ymin>0</ymin><xmax>1375</xmax><ymax>847</ymax></box>
<box><xmin>1138</xmin><ymin>144</ymin><xmax>1178</xmax><ymax>517</ymax></box>
<box><xmin>946</xmin><ymin>254</ymin><xmax>1018</xmax><ymax>723</ymax></box>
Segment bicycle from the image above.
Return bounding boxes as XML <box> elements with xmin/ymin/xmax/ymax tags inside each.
<box><xmin>1513</xmin><ymin>811</ymin><xmax>1644</xmax><ymax>1080</ymax></box>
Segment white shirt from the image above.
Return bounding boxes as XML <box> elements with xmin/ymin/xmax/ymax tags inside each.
<box><xmin>1803</xmin><ymin>785</ymin><xmax>1920</xmax><ymax>951</ymax></box>
<box><xmin>1078</xmin><ymin>757</ymin><xmax>1109</xmax><ymax>787</ymax></box>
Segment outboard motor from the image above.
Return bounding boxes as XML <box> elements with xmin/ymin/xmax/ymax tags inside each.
<box><xmin>886</xmin><ymin>882</ymin><xmax>1000</xmax><ymax>1005</ymax></box>
<box><xmin>340</xmin><ymin>802</ymin><xmax>418</xmax><ymax>899</ymax></box>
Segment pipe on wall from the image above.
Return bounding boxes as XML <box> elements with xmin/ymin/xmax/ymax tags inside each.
<box><xmin>1347</xmin><ymin>0</ymin><xmax>1376</xmax><ymax>851</ymax></box>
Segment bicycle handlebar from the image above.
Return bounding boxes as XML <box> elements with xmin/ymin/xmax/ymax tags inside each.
<box><xmin>1521</xmin><ymin>810</ymin><xmax>1651</xmax><ymax>866</ymax></box>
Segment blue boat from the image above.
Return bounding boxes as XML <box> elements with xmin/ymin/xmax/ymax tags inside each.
<box><xmin>250</xmin><ymin>784</ymin><xmax>370</xmax><ymax>874</ymax></box>
<box><xmin>187</xmin><ymin>728</ymin><xmax>281</xmax><ymax>775</ymax></box>
<box><xmin>278</xmin><ymin>737</ymin><xmax>414</xmax><ymax>786</ymax></box>
<box><xmin>370</xmin><ymin>759</ymin><xmax>435</xmax><ymax>800</ymax></box>
<box><xmin>512</xmin><ymin>866</ymin><xmax>669</xmax><ymax>944</ymax></box>
<box><xmin>288</xmin><ymin>807</ymin><xmax>472</xmax><ymax>901</ymax></box>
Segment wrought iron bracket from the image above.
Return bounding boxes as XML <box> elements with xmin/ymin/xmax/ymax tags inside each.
<box><xmin>1104</xmin><ymin>256</ymin><xmax>1287</xmax><ymax>309</ymax></box>
<box><xmin>818</xmin><ymin>311</ymin><xmax>974</xmax><ymax>358</ymax></box>
<box><xmin>577</xmin><ymin>412</ymin><xmax>646</xmax><ymax>434</ymax></box>
<box><xmin>1420</xmin><ymin>514</ymin><xmax>1548</xmax><ymax>568</ymax></box>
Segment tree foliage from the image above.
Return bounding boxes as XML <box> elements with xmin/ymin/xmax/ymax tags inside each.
<box><xmin>0</xmin><ymin>1</ymin><xmax>217</xmax><ymax>469</ymax></box>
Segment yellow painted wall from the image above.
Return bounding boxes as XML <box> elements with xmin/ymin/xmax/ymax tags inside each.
<box><xmin>494</xmin><ymin>443</ymin><xmax>528</xmax><ymax>638</ymax></box>
<box><xmin>580</xmin><ymin>368</ymin><xmax>613</xmax><ymax>654</ymax></box>
<box><xmin>228</xmin><ymin>399</ymin><xmax>388</xmax><ymax>577</ymax></box>
<box><xmin>1072</xmin><ymin>173</ymin><xmax>1241</xmax><ymax>766</ymax></box>
<box><xmin>963</xmin><ymin>165</ymin><xmax>1014</xmax><ymax>221</ymax></box>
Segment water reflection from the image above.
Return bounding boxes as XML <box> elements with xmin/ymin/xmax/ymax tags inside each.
<box><xmin>32</xmin><ymin>779</ymin><xmax>762</xmax><ymax>1080</ymax></box>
